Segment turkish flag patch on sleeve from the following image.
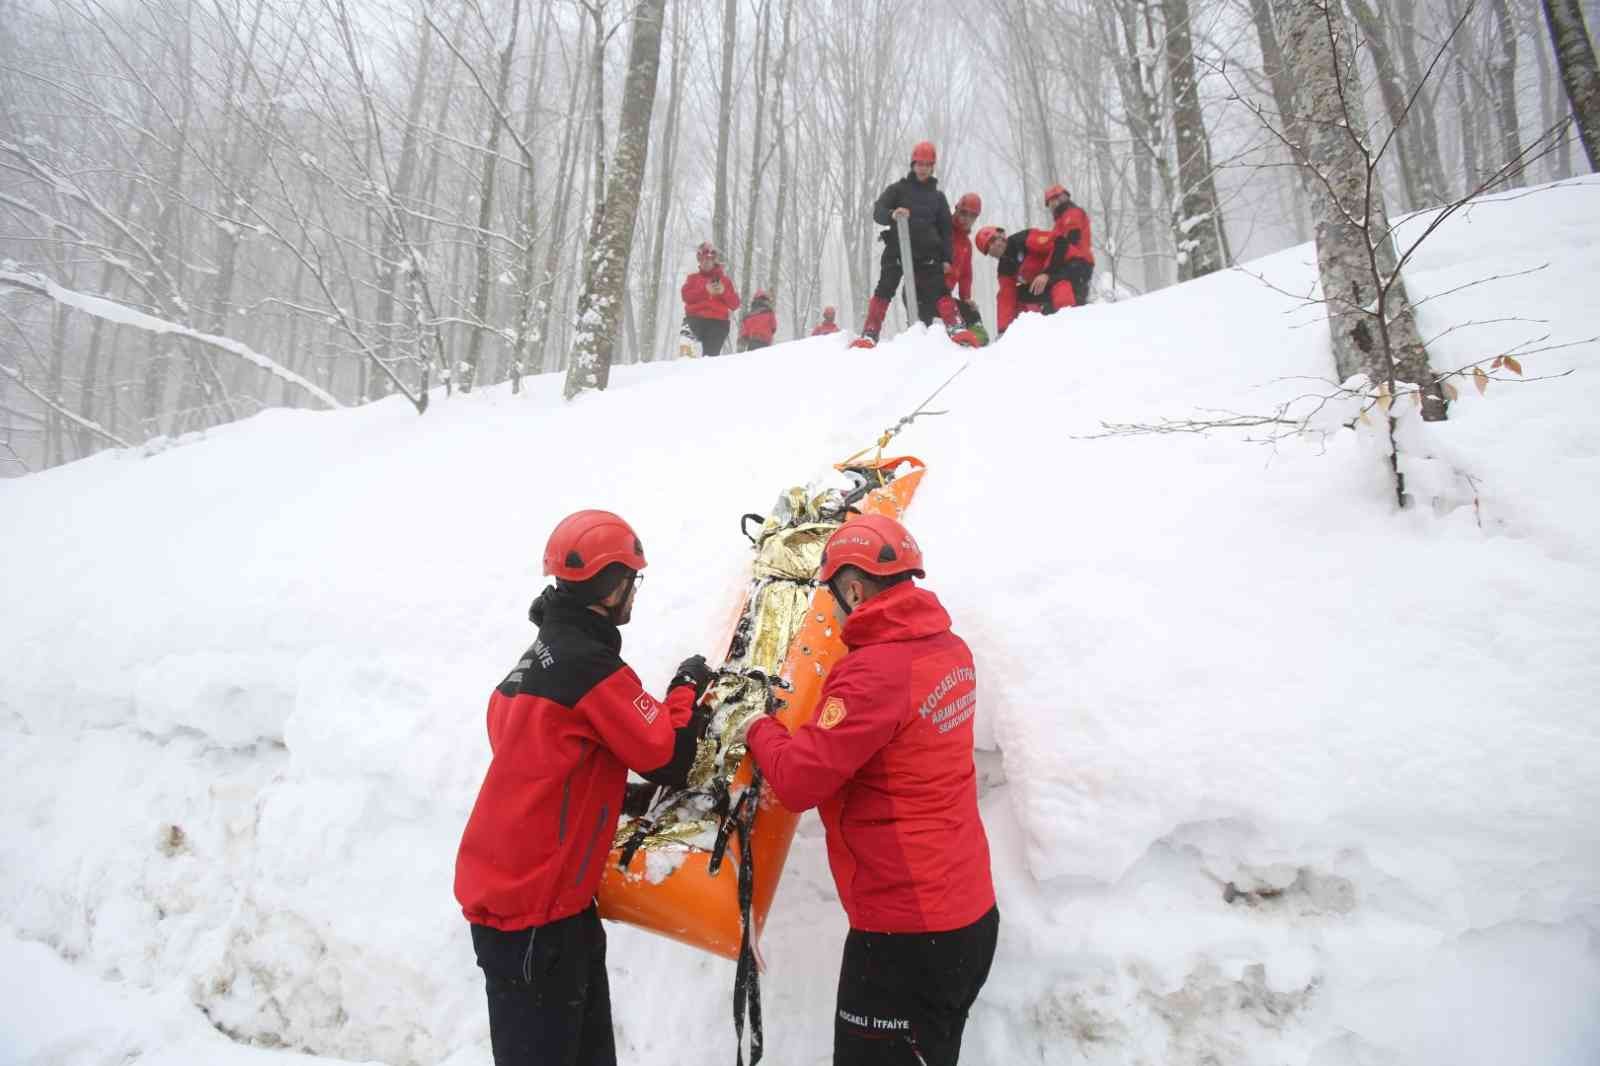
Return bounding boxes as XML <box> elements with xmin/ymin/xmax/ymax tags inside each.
<box><xmin>819</xmin><ymin>696</ymin><xmax>847</xmax><ymax>730</ymax></box>
<box><xmin>633</xmin><ymin>693</ymin><xmax>660</xmax><ymax>725</ymax></box>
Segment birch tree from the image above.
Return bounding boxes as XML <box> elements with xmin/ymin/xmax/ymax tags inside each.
<box><xmin>1542</xmin><ymin>0</ymin><xmax>1600</xmax><ymax>170</ymax></box>
<box><xmin>564</xmin><ymin>0</ymin><xmax>667</xmax><ymax>399</ymax></box>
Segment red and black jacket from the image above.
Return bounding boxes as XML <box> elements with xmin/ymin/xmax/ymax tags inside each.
<box><xmin>746</xmin><ymin>583</ymin><xmax>995</xmax><ymax>934</ymax></box>
<box><xmin>455</xmin><ymin>587</ymin><xmax>699</xmax><ymax>931</ymax></box>
<box><xmin>681</xmin><ymin>266</ymin><xmax>742</xmax><ymax>321</ymax></box>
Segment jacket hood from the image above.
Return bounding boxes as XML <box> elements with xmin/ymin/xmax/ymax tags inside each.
<box><xmin>841</xmin><ymin>582</ymin><xmax>951</xmax><ymax>649</ymax></box>
<box><xmin>528</xmin><ymin>584</ymin><xmax>623</xmax><ymax>653</ymax></box>
<box><xmin>903</xmin><ymin>170</ymin><xmax>939</xmax><ymax>189</ymax></box>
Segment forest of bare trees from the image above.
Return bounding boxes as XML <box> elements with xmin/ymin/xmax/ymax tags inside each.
<box><xmin>2</xmin><ymin>0</ymin><xmax>1594</xmax><ymax>473</ymax></box>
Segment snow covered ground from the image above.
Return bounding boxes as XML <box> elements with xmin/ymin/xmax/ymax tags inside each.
<box><xmin>3</xmin><ymin>178</ymin><xmax>1598</xmax><ymax>1066</ymax></box>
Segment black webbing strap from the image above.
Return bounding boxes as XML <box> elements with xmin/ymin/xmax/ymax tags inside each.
<box><xmin>616</xmin><ymin>816</ymin><xmax>655</xmax><ymax>872</ymax></box>
<box><xmin>729</xmin><ymin>773</ymin><xmax>763</xmax><ymax>1065</ymax></box>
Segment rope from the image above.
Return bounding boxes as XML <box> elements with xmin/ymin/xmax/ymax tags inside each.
<box><xmin>840</xmin><ymin>361</ymin><xmax>972</xmax><ymax>471</ymax></box>
<box><xmin>729</xmin><ymin>774</ymin><xmax>764</xmax><ymax>1066</ymax></box>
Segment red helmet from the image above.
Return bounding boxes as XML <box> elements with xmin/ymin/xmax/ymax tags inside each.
<box><xmin>543</xmin><ymin>510</ymin><xmax>646</xmax><ymax>581</ymax></box>
<box><xmin>911</xmin><ymin>140</ymin><xmax>937</xmax><ymax>164</ymax></box>
<box><xmin>974</xmin><ymin>225</ymin><xmax>1004</xmax><ymax>255</ymax></box>
<box><xmin>955</xmin><ymin>192</ymin><xmax>982</xmax><ymax>215</ymax></box>
<box><xmin>822</xmin><ymin>305</ymin><xmax>836</xmax><ymax>319</ymax></box>
<box><xmin>1043</xmin><ymin>183</ymin><xmax>1068</xmax><ymax>206</ymax></box>
<box><xmin>754</xmin><ymin>289</ymin><xmax>771</xmax><ymax>302</ymax></box>
<box><xmin>819</xmin><ymin>514</ymin><xmax>925</xmax><ymax>582</ymax></box>
<box><xmin>697</xmin><ymin>240</ymin><xmax>717</xmax><ymax>258</ymax></box>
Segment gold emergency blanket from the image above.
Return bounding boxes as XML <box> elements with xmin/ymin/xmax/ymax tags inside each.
<box><xmin>612</xmin><ymin>482</ymin><xmax>865</xmax><ymax>855</ymax></box>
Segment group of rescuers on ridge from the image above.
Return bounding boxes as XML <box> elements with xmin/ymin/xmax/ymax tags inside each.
<box><xmin>455</xmin><ymin>501</ymin><xmax>998</xmax><ymax>1065</ymax></box>
<box><xmin>679</xmin><ymin>138</ymin><xmax>1094</xmax><ymax>357</ymax></box>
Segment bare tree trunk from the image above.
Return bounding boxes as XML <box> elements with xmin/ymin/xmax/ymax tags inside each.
<box><xmin>1386</xmin><ymin>0</ymin><xmax>1450</xmax><ymax>202</ymax></box>
<box><xmin>375</xmin><ymin>17</ymin><xmax>434</xmax><ymax>394</ymax></box>
<box><xmin>1161</xmin><ymin>0</ymin><xmax>1225</xmax><ymax>279</ymax></box>
<box><xmin>460</xmin><ymin>0</ymin><xmax>523</xmax><ymax>393</ymax></box>
<box><xmin>1275</xmin><ymin>0</ymin><xmax>1441</xmax><ymax>423</ymax></box>
<box><xmin>1489</xmin><ymin>0</ymin><xmax>1527</xmax><ymax>186</ymax></box>
<box><xmin>765</xmin><ymin>0</ymin><xmax>794</xmax><ymax>313</ymax></box>
<box><xmin>740</xmin><ymin>0</ymin><xmax>773</xmax><ymax>300</ymax></box>
<box><xmin>1246</xmin><ymin>0</ymin><xmax>1312</xmax><ymax>238</ymax></box>
<box><xmin>535</xmin><ymin>24</ymin><xmax>594</xmax><ymax>374</ymax></box>
<box><xmin>1346</xmin><ymin>0</ymin><xmax>1427</xmax><ymax>209</ymax></box>
<box><xmin>1542</xmin><ymin>0</ymin><xmax>1600</xmax><ymax>170</ymax></box>
<box><xmin>712</xmin><ymin>0</ymin><xmax>738</xmax><ymax>250</ymax></box>
<box><xmin>640</xmin><ymin>0</ymin><xmax>684</xmax><ymax>362</ymax></box>
<box><xmin>565</xmin><ymin>0</ymin><xmax>667</xmax><ymax>399</ymax></box>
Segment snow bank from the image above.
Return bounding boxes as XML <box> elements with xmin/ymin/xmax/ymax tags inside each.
<box><xmin>3</xmin><ymin>178</ymin><xmax>1598</xmax><ymax>1065</ymax></box>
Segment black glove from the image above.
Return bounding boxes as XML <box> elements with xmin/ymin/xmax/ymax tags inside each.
<box><xmin>671</xmin><ymin>654</ymin><xmax>715</xmax><ymax>699</ymax></box>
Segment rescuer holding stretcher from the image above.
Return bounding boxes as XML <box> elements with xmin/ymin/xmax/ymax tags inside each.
<box><xmin>454</xmin><ymin>510</ymin><xmax>715</xmax><ymax>1065</ymax></box>
<box><xmin>744</xmin><ymin>514</ymin><xmax>998</xmax><ymax>1066</ymax></box>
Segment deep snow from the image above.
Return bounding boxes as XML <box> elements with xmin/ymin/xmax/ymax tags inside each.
<box><xmin>3</xmin><ymin>178</ymin><xmax>1599</xmax><ymax>1066</ymax></box>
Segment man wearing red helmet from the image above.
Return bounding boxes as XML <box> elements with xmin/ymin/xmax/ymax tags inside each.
<box><xmin>851</xmin><ymin>141</ymin><xmax>979</xmax><ymax>349</ymax></box>
<box><xmin>973</xmin><ymin>219</ymin><xmax>1076</xmax><ymax>337</ymax></box>
<box><xmin>1044</xmin><ymin>184</ymin><xmax>1094</xmax><ymax>308</ymax></box>
<box><xmin>738</xmin><ymin>288</ymin><xmax>779</xmax><ymax>351</ymax></box>
<box><xmin>744</xmin><ymin>515</ymin><xmax>997</xmax><ymax>1066</ymax></box>
<box><xmin>811</xmin><ymin>305</ymin><xmax>842</xmax><ymax>336</ymax></box>
<box><xmin>680</xmin><ymin>240</ymin><xmax>741</xmax><ymax>356</ymax></box>
<box><xmin>455</xmin><ymin>510</ymin><xmax>715</xmax><ymax>1066</ymax></box>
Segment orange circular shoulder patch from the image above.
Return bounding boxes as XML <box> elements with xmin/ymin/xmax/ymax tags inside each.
<box><xmin>818</xmin><ymin>696</ymin><xmax>847</xmax><ymax>730</ymax></box>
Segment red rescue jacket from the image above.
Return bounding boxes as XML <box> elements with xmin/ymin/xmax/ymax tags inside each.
<box><xmin>746</xmin><ymin>583</ymin><xmax>994</xmax><ymax>934</ymax></box>
<box><xmin>811</xmin><ymin>321</ymin><xmax>841</xmax><ymax>336</ymax></box>
<box><xmin>682</xmin><ymin>267</ymin><xmax>741</xmax><ymax>321</ymax></box>
<box><xmin>945</xmin><ymin>223</ymin><xmax>974</xmax><ymax>301</ymax></box>
<box><xmin>455</xmin><ymin>589</ymin><xmax>696</xmax><ymax>931</ymax></box>
<box><xmin>1051</xmin><ymin>203</ymin><xmax>1095</xmax><ymax>266</ymax></box>
<box><xmin>739</xmin><ymin>308</ymin><xmax>777</xmax><ymax>344</ymax></box>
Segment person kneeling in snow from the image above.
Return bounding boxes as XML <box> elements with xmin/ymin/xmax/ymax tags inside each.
<box><xmin>975</xmin><ymin>219</ymin><xmax>1076</xmax><ymax>338</ymax></box>
<box><xmin>738</xmin><ymin>289</ymin><xmax>779</xmax><ymax>351</ymax></box>
<box><xmin>811</xmin><ymin>305</ymin><xmax>842</xmax><ymax>336</ymax></box>
<box><xmin>744</xmin><ymin>515</ymin><xmax>998</xmax><ymax>1066</ymax></box>
<box><xmin>454</xmin><ymin>510</ymin><xmax>714</xmax><ymax>1066</ymax></box>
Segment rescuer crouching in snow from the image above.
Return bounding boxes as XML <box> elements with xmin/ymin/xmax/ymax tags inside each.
<box><xmin>454</xmin><ymin>510</ymin><xmax>715</xmax><ymax>1066</ymax></box>
<box><xmin>743</xmin><ymin>515</ymin><xmax>998</xmax><ymax>1066</ymax></box>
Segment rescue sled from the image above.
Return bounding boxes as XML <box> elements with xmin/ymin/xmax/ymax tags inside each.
<box><xmin>597</xmin><ymin>453</ymin><xmax>927</xmax><ymax>961</ymax></box>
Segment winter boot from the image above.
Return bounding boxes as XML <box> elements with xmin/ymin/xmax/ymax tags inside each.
<box><xmin>850</xmin><ymin>296</ymin><xmax>890</xmax><ymax>349</ymax></box>
<box><xmin>935</xmin><ymin>295</ymin><xmax>979</xmax><ymax>347</ymax></box>
<box><xmin>677</xmin><ymin>320</ymin><xmax>701</xmax><ymax>359</ymax></box>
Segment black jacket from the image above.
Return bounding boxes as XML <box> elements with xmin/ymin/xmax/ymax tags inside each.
<box><xmin>873</xmin><ymin>172</ymin><xmax>953</xmax><ymax>265</ymax></box>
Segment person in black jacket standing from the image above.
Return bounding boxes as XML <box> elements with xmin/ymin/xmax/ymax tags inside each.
<box><xmin>851</xmin><ymin>141</ymin><xmax>977</xmax><ymax>349</ymax></box>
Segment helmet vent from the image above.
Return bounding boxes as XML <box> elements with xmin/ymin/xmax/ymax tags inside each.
<box><xmin>566</xmin><ymin>550</ymin><xmax>584</xmax><ymax>568</ymax></box>
<box><xmin>877</xmin><ymin>544</ymin><xmax>898</xmax><ymax>563</ymax></box>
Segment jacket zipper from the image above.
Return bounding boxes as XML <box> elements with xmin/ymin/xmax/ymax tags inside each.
<box><xmin>574</xmin><ymin>804</ymin><xmax>608</xmax><ymax>886</ymax></box>
<box><xmin>559</xmin><ymin>739</ymin><xmax>588</xmax><ymax>843</ymax></box>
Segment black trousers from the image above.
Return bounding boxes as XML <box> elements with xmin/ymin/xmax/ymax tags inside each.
<box><xmin>873</xmin><ymin>249</ymin><xmax>949</xmax><ymax>326</ymax></box>
<box><xmin>684</xmin><ymin>315</ymin><xmax>731</xmax><ymax>357</ymax></box>
<box><xmin>1063</xmin><ymin>260</ymin><xmax>1093</xmax><ymax>307</ymax></box>
<box><xmin>471</xmin><ymin>905</ymin><xmax>616</xmax><ymax>1066</ymax></box>
<box><xmin>834</xmin><ymin>906</ymin><xmax>999</xmax><ymax>1066</ymax></box>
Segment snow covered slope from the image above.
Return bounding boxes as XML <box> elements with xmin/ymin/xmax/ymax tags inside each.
<box><xmin>3</xmin><ymin>178</ymin><xmax>1598</xmax><ymax>1066</ymax></box>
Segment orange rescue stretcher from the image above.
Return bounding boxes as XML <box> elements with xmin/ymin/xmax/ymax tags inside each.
<box><xmin>596</xmin><ymin>454</ymin><xmax>926</xmax><ymax>961</ymax></box>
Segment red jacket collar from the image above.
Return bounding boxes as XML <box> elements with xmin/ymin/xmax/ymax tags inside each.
<box><xmin>841</xmin><ymin>582</ymin><xmax>951</xmax><ymax>649</ymax></box>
